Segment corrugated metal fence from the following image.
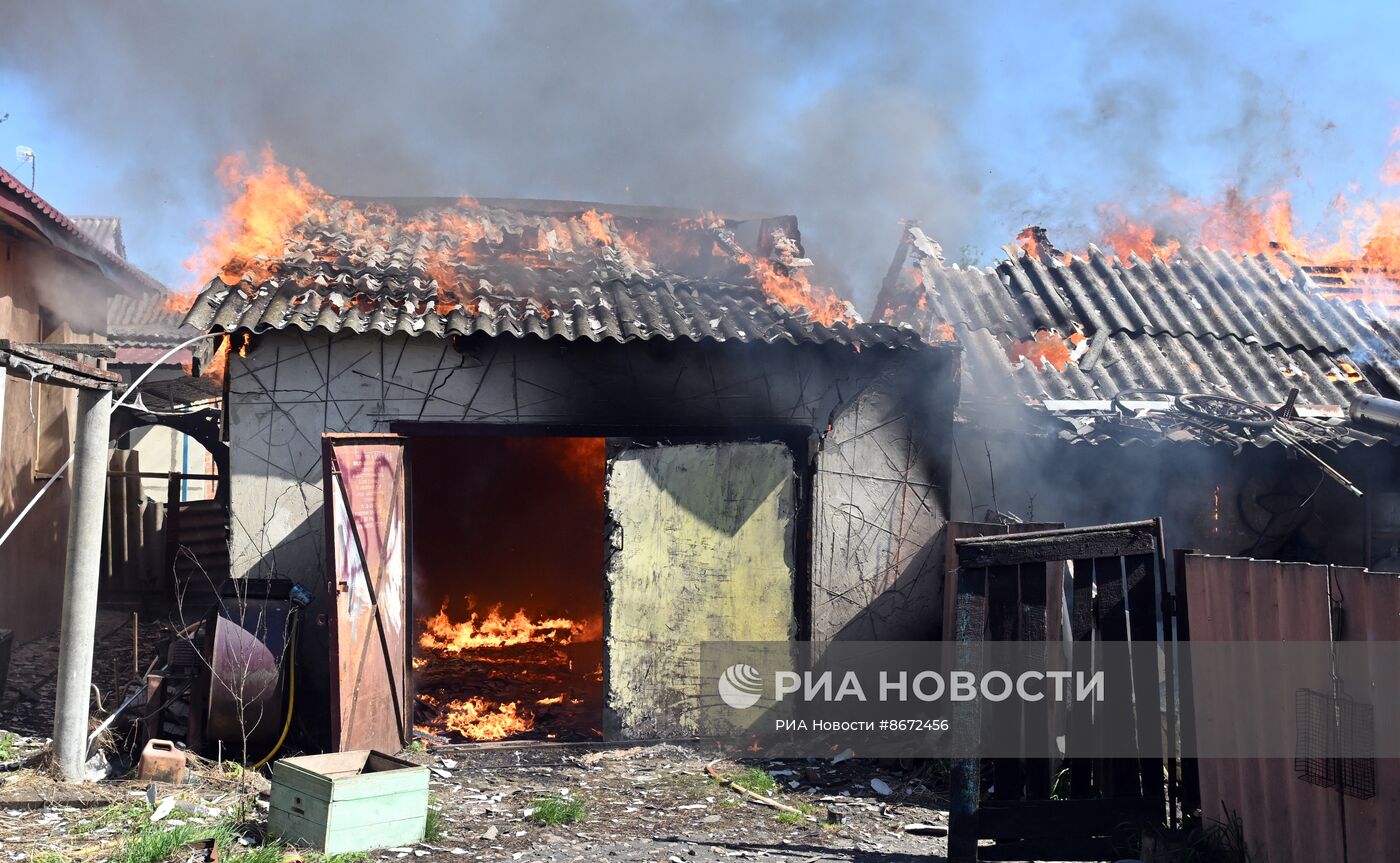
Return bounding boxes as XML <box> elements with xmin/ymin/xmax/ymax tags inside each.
<box><xmin>1182</xmin><ymin>554</ymin><xmax>1400</xmax><ymax>863</ymax></box>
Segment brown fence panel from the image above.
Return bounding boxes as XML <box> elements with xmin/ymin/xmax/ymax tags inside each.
<box><xmin>1329</xmin><ymin>564</ymin><xmax>1400</xmax><ymax>862</ymax></box>
<box><xmin>1183</xmin><ymin>554</ymin><xmax>1400</xmax><ymax>863</ymax></box>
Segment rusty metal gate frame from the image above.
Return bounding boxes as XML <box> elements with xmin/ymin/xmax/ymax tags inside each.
<box><xmin>947</xmin><ymin>518</ymin><xmax>1174</xmax><ymax>863</ymax></box>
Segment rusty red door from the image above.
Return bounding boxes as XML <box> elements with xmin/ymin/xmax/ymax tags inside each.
<box><xmin>324</xmin><ymin>434</ymin><xmax>411</xmax><ymax>753</ymax></box>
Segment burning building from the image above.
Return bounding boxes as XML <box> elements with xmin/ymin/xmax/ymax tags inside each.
<box><xmin>183</xmin><ymin>193</ymin><xmax>957</xmax><ymax>751</ymax></box>
<box><xmin>877</xmin><ymin>227</ymin><xmax>1400</xmax><ymax>568</ymax></box>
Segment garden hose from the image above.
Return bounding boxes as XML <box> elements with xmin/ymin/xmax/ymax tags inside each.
<box><xmin>250</xmin><ymin>610</ymin><xmax>299</xmax><ymax>771</ymax></box>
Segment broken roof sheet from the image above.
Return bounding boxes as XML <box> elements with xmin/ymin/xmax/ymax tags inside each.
<box><xmin>878</xmin><ymin>226</ymin><xmax>1400</xmax><ymax>447</ymax></box>
<box><xmin>72</xmin><ymin>216</ymin><xmax>126</xmax><ymax>259</ymax></box>
<box><xmin>184</xmin><ymin>197</ymin><xmax>923</xmax><ymax>351</ymax></box>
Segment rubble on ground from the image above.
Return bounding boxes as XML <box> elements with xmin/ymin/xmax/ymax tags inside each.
<box><xmin>0</xmin><ymin>742</ymin><xmax>949</xmax><ymax>861</ymax></box>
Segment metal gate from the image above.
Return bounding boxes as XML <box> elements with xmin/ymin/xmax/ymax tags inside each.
<box><xmin>947</xmin><ymin>519</ymin><xmax>1174</xmax><ymax>862</ymax></box>
<box><xmin>323</xmin><ymin>434</ymin><xmax>411</xmax><ymax>754</ymax></box>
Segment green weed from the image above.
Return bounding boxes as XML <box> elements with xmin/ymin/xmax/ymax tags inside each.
<box><xmin>116</xmin><ymin>822</ymin><xmax>224</xmax><ymax>863</ymax></box>
<box><xmin>528</xmin><ymin>795</ymin><xmax>586</xmax><ymax>826</ymax></box>
<box><xmin>425</xmin><ymin>795</ymin><xmax>443</xmax><ymax>841</ymax></box>
<box><xmin>730</xmin><ymin>767</ymin><xmax>776</xmax><ymax>795</ymax></box>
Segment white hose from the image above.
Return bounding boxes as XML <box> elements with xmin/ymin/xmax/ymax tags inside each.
<box><xmin>0</xmin><ymin>331</ymin><xmax>224</xmax><ymax>550</ymax></box>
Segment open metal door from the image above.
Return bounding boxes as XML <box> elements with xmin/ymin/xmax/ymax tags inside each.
<box><xmin>605</xmin><ymin>441</ymin><xmax>797</xmax><ymax>738</ymax></box>
<box><xmin>324</xmin><ymin>434</ymin><xmax>410</xmax><ymax>753</ymax></box>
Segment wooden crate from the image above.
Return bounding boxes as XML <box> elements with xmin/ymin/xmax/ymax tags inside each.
<box><xmin>268</xmin><ymin>750</ymin><xmax>428</xmax><ymax>854</ymax></box>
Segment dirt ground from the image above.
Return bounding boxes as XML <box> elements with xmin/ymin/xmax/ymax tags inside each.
<box><xmin>0</xmin><ymin>743</ymin><xmax>951</xmax><ymax>862</ymax></box>
<box><xmin>0</xmin><ymin>610</ymin><xmax>162</xmax><ymax>742</ymax></box>
<box><xmin>395</xmin><ymin>743</ymin><xmax>950</xmax><ymax>862</ymax></box>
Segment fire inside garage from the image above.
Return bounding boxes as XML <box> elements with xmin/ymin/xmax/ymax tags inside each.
<box><xmin>408</xmin><ymin>434</ymin><xmax>607</xmax><ymax>742</ymax></box>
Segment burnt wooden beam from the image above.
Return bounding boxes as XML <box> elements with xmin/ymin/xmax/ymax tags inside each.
<box><xmin>955</xmin><ymin>520</ymin><xmax>1159</xmax><ymax>567</ymax></box>
<box><xmin>29</xmin><ymin>342</ymin><xmax>116</xmax><ymax>358</ymax></box>
<box><xmin>0</xmin><ymin>339</ymin><xmax>122</xmax><ymax>391</ymax></box>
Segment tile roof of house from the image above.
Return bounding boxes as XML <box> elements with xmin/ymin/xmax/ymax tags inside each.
<box><xmin>0</xmin><ymin>167</ymin><xmax>162</xmax><ymax>295</ymax></box>
<box><xmin>183</xmin><ymin>197</ymin><xmax>925</xmax><ymax>351</ymax></box>
<box><xmin>877</xmin><ymin>226</ymin><xmax>1400</xmax><ymax>448</ymax></box>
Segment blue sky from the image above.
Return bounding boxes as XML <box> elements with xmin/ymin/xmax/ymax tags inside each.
<box><xmin>1</xmin><ymin>1</ymin><xmax>1396</xmax><ymax>310</ymax></box>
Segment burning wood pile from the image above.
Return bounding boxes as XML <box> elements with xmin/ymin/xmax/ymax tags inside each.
<box><xmin>412</xmin><ymin>603</ymin><xmax>604</xmax><ymax>742</ymax></box>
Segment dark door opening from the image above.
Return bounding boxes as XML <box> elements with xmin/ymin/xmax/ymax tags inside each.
<box><xmin>407</xmin><ymin>435</ymin><xmax>606</xmax><ymax>742</ymax></box>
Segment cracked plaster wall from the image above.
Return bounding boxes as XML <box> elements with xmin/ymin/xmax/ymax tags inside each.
<box><xmin>224</xmin><ymin>329</ymin><xmax>956</xmax><ymax>736</ymax></box>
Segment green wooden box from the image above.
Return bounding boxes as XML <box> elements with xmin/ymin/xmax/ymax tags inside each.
<box><xmin>268</xmin><ymin>750</ymin><xmax>429</xmax><ymax>854</ymax></box>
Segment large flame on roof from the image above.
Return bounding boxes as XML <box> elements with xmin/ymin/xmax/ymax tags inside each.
<box><xmin>185</xmin><ymin>146</ymin><xmax>327</xmax><ymax>289</ymax></box>
<box><xmin>1073</xmin><ymin>124</ymin><xmax>1400</xmax><ymax>304</ymax></box>
<box><xmin>186</xmin><ymin>150</ymin><xmax>858</xmax><ymax>326</ymax></box>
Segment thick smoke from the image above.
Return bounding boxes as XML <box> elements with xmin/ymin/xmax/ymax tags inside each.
<box><xmin>0</xmin><ymin>2</ymin><xmax>1350</xmax><ymax>311</ymax></box>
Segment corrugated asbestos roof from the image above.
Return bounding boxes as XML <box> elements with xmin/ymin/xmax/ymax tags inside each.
<box><xmin>109</xmin><ymin>293</ymin><xmax>197</xmax><ymax>349</ymax></box>
<box><xmin>184</xmin><ymin>198</ymin><xmax>923</xmax><ymax>351</ymax></box>
<box><xmin>72</xmin><ymin>216</ymin><xmax>127</xmax><ymax>259</ymax></box>
<box><xmin>876</xmin><ymin>226</ymin><xmax>1400</xmax><ymax>447</ymax></box>
<box><xmin>0</xmin><ymin>167</ymin><xmax>162</xmax><ymax>295</ymax></box>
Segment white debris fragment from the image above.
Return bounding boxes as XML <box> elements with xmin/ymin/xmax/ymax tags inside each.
<box><xmin>870</xmin><ymin>778</ymin><xmax>892</xmax><ymax>795</ymax></box>
<box><xmin>150</xmin><ymin>798</ymin><xmax>176</xmax><ymax>822</ymax></box>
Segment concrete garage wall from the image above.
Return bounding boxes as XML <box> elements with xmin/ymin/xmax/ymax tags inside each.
<box><xmin>224</xmin><ymin>329</ymin><xmax>956</xmax><ymax>737</ymax></box>
<box><xmin>605</xmin><ymin>442</ymin><xmax>796</xmax><ymax>737</ymax></box>
<box><xmin>813</xmin><ymin>366</ymin><xmax>951</xmax><ymax>640</ymax></box>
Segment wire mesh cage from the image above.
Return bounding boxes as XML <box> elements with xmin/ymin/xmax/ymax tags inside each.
<box><xmin>1294</xmin><ymin>687</ymin><xmax>1376</xmax><ymax>800</ymax></box>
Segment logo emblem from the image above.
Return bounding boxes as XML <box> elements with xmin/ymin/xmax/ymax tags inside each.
<box><xmin>718</xmin><ymin>663</ymin><xmax>764</xmax><ymax>709</ymax></box>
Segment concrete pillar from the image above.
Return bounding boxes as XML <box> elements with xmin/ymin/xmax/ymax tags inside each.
<box><xmin>52</xmin><ymin>388</ymin><xmax>113</xmax><ymax>781</ymax></box>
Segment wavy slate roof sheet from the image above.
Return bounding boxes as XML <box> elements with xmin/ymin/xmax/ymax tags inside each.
<box><xmin>184</xmin><ymin>197</ymin><xmax>923</xmax><ymax>351</ymax></box>
<box><xmin>72</xmin><ymin>216</ymin><xmax>126</xmax><ymax>259</ymax></box>
<box><xmin>877</xmin><ymin>227</ymin><xmax>1400</xmax><ymax>447</ymax></box>
<box><xmin>108</xmin><ymin>293</ymin><xmax>198</xmax><ymax>349</ymax></box>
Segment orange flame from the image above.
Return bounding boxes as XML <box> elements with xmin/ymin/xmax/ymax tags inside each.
<box><xmin>416</xmin><ymin>696</ymin><xmax>534</xmax><ymax>741</ymax></box>
<box><xmin>1005</xmin><ymin>330</ymin><xmax>1085</xmax><ymax>372</ymax></box>
<box><xmin>1094</xmin><ymin>203</ymin><xmax>1182</xmax><ymax>262</ymax></box>
<box><xmin>162</xmin><ymin>291</ymin><xmax>197</xmax><ymax>315</ymax></box>
<box><xmin>199</xmin><ymin>340</ymin><xmax>229</xmax><ymax>381</ymax></box>
<box><xmin>190</xmin><ymin>152</ymin><xmax>862</xmax><ymax>324</ymax></box>
<box><xmin>1077</xmin><ymin>123</ymin><xmax>1400</xmax><ymax>303</ymax></box>
<box><xmin>579</xmin><ymin>209</ymin><xmax>614</xmax><ymax>245</ymax></box>
<box><xmin>185</xmin><ymin>146</ymin><xmax>327</xmax><ymax>289</ymax></box>
<box><xmin>417</xmin><ymin>602</ymin><xmax>595</xmax><ymax>652</ymax></box>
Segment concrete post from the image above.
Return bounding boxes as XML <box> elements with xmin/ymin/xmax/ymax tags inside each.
<box><xmin>52</xmin><ymin>388</ymin><xmax>113</xmax><ymax>781</ymax></box>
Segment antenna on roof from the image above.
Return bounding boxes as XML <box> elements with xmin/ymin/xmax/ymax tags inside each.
<box><xmin>16</xmin><ymin>145</ymin><xmax>35</xmax><ymax>189</ymax></box>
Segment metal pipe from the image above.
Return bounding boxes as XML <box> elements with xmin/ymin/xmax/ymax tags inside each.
<box><xmin>1349</xmin><ymin>394</ymin><xmax>1400</xmax><ymax>433</ymax></box>
<box><xmin>53</xmin><ymin>388</ymin><xmax>114</xmax><ymax>781</ymax></box>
